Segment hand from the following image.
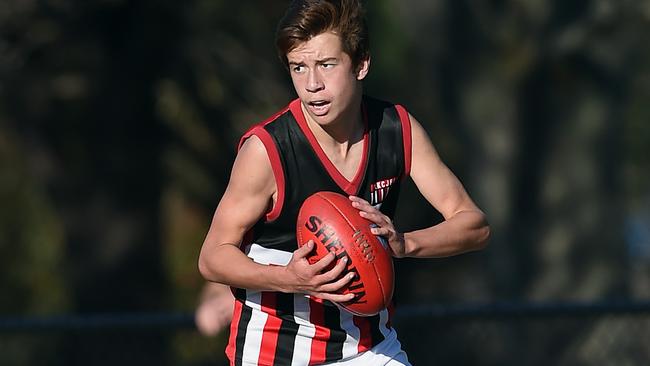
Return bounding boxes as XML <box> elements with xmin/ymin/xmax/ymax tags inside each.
<box><xmin>349</xmin><ymin>195</ymin><xmax>407</xmax><ymax>258</ymax></box>
<box><xmin>195</xmin><ymin>283</ymin><xmax>235</xmax><ymax>336</ymax></box>
<box><xmin>282</xmin><ymin>240</ymin><xmax>356</xmax><ymax>303</ymax></box>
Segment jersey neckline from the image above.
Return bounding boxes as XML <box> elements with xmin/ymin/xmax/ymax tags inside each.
<box><xmin>289</xmin><ymin>98</ymin><xmax>369</xmax><ymax>196</ymax></box>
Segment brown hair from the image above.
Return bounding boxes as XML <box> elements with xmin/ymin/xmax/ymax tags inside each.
<box><xmin>275</xmin><ymin>0</ymin><xmax>370</xmax><ymax>70</ymax></box>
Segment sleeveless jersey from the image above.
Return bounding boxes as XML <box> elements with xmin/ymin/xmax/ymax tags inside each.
<box><xmin>226</xmin><ymin>96</ymin><xmax>412</xmax><ymax>366</ymax></box>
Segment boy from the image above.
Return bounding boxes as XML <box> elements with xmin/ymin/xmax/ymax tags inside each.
<box><xmin>198</xmin><ymin>1</ymin><xmax>490</xmax><ymax>364</ymax></box>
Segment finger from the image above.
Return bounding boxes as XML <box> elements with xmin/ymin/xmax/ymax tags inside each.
<box><xmin>349</xmin><ymin>196</ymin><xmax>375</xmax><ymax>211</ymax></box>
<box><xmin>311</xmin><ymin>251</ymin><xmax>338</xmax><ymax>273</ymax></box>
<box><xmin>359</xmin><ymin>210</ymin><xmax>389</xmax><ymax>225</ymax></box>
<box><xmin>349</xmin><ymin>195</ymin><xmax>370</xmax><ymax>205</ymax></box>
<box><xmin>350</xmin><ymin>198</ymin><xmax>390</xmax><ymax>225</ymax></box>
<box><xmin>314</xmin><ymin>291</ymin><xmax>356</xmax><ymax>304</ymax></box>
<box><xmin>293</xmin><ymin>240</ymin><xmax>315</xmax><ymax>259</ymax></box>
<box><xmin>318</xmin><ymin>271</ymin><xmax>356</xmax><ymax>293</ymax></box>
<box><xmin>370</xmin><ymin>225</ymin><xmax>390</xmax><ymax>236</ymax></box>
<box><xmin>314</xmin><ymin>255</ymin><xmax>349</xmax><ymax>283</ymax></box>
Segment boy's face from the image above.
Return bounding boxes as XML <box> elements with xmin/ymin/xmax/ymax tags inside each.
<box><xmin>286</xmin><ymin>32</ymin><xmax>369</xmax><ymax>128</ymax></box>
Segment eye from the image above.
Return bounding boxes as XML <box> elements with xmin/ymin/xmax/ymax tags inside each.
<box><xmin>292</xmin><ymin>65</ymin><xmax>305</xmax><ymax>73</ymax></box>
<box><xmin>321</xmin><ymin>63</ymin><xmax>335</xmax><ymax>69</ymax></box>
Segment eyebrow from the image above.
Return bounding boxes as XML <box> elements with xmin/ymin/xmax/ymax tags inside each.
<box><xmin>288</xmin><ymin>57</ymin><xmax>338</xmax><ymax>66</ymax></box>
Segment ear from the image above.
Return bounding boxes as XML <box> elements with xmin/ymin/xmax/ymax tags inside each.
<box><xmin>355</xmin><ymin>55</ymin><xmax>371</xmax><ymax>81</ymax></box>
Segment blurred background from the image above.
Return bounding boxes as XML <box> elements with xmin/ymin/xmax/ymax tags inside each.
<box><xmin>1</xmin><ymin>0</ymin><xmax>650</xmax><ymax>365</ymax></box>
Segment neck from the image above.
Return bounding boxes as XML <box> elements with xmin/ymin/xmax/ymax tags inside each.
<box><xmin>303</xmin><ymin>93</ymin><xmax>364</xmax><ymax>149</ymax></box>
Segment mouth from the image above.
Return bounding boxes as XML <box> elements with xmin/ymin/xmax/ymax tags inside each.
<box><xmin>307</xmin><ymin>100</ymin><xmax>331</xmax><ymax>116</ymax></box>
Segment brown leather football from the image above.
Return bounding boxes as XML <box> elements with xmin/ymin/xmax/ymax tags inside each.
<box><xmin>296</xmin><ymin>191</ymin><xmax>394</xmax><ymax>316</ymax></box>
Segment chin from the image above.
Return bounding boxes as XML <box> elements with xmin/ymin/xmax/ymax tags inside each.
<box><xmin>308</xmin><ymin>111</ymin><xmax>337</xmax><ymax>127</ymax></box>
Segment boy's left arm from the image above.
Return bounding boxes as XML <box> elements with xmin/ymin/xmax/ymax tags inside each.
<box><xmin>350</xmin><ymin>113</ymin><xmax>490</xmax><ymax>258</ymax></box>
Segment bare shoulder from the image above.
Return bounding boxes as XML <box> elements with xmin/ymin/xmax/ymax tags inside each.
<box><xmin>202</xmin><ymin>133</ymin><xmax>277</xmax><ymax>248</ymax></box>
<box><xmin>408</xmin><ymin>113</ymin><xmax>444</xmax><ymax>172</ymax></box>
<box><xmin>235</xmin><ymin>134</ymin><xmax>271</xmax><ymax>174</ymax></box>
<box><xmin>228</xmin><ymin>134</ymin><xmax>276</xmax><ymax>197</ymax></box>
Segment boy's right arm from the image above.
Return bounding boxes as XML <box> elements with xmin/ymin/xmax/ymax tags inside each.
<box><xmin>198</xmin><ymin>135</ymin><xmax>355</xmax><ymax>303</ymax></box>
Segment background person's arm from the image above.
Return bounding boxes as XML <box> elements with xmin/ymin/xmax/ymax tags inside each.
<box><xmin>195</xmin><ymin>282</ymin><xmax>234</xmax><ymax>336</ymax></box>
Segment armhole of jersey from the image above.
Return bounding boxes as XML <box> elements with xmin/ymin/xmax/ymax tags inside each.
<box><xmin>395</xmin><ymin>104</ymin><xmax>412</xmax><ymax>177</ymax></box>
<box><xmin>238</xmin><ymin>126</ymin><xmax>285</xmax><ymax>222</ymax></box>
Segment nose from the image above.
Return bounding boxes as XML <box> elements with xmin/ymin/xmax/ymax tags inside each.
<box><xmin>306</xmin><ymin>69</ymin><xmax>324</xmax><ymax>93</ymax></box>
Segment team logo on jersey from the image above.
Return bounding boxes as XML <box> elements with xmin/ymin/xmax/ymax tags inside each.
<box><xmin>369</xmin><ymin>177</ymin><xmax>397</xmax><ymax>206</ymax></box>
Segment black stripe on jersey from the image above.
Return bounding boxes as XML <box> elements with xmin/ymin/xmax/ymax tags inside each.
<box><xmin>273</xmin><ymin>293</ymin><xmax>299</xmax><ymax>365</ymax></box>
<box><xmin>234</xmin><ymin>300</ymin><xmax>253</xmax><ymax>366</ymax></box>
<box><xmin>368</xmin><ymin>313</ymin><xmax>386</xmax><ymax>346</ymax></box>
<box><xmin>234</xmin><ymin>287</ymin><xmax>246</xmax><ymax>301</ymax></box>
<box><xmin>324</xmin><ymin>303</ymin><xmax>345</xmax><ymax>363</ymax></box>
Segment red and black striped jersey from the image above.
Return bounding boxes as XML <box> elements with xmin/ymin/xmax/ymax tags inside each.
<box><xmin>226</xmin><ymin>96</ymin><xmax>411</xmax><ymax>366</ymax></box>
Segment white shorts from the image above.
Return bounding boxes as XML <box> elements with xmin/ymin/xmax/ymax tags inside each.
<box><xmin>326</xmin><ymin>329</ymin><xmax>411</xmax><ymax>366</ymax></box>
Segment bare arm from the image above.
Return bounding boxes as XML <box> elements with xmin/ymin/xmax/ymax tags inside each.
<box><xmin>198</xmin><ymin>135</ymin><xmax>355</xmax><ymax>301</ymax></box>
<box><xmin>351</xmin><ymin>114</ymin><xmax>490</xmax><ymax>258</ymax></box>
<box><xmin>401</xmin><ymin>114</ymin><xmax>490</xmax><ymax>257</ymax></box>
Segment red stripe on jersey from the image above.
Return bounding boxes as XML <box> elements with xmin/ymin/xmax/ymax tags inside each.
<box><xmin>258</xmin><ymin>292</ymin><xmax>281</xmax><ymax>366</ymax></box>
<box><xmin>353</xmin><ymin>315</ymin><xmax>373</xmax><ymax>353</ymax></box>
<box><xmin>254</xmin><ymin>128</ymin><xmax>286</xmax><ymax>222</ymax></box>
<box><xmin>238</xmin><ymin>103</ymin><xmax>292</xmax><ymax>223</ymax></box>
<box><xmin>237</xmin><ymin>126</ymin><xmax>286</xmax><ymax>222</ymax></box>
<box><xmin>238</xmin><ymin>104</ymin><xmax>292</xmax><ymax>150</ymax></box>
<box><xmin>226</xmin><ymin>299</ymin><xmax>244</xmax><ymax>364</ymax></box>
<box><xmin>308</xmin><ymin>297</ymin><xmax>329</xmax><ymax>365</ymax></box>
<box><xmin>395</xmin><ymin>104</ymin><xmax>412</xmax><ymax>177</ymax></box>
